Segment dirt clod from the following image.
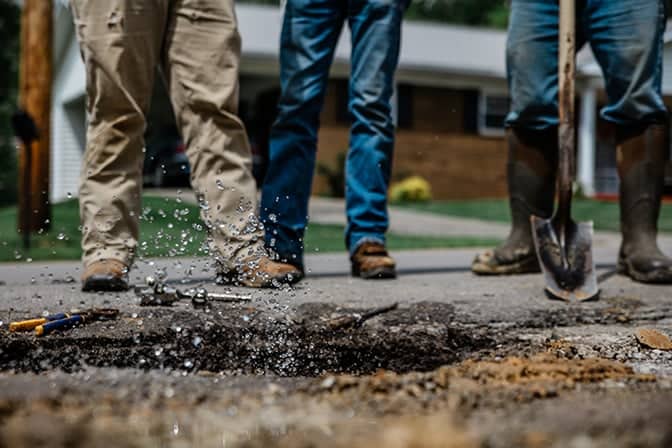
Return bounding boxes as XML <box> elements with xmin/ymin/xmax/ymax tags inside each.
<box><xmin>636</xmin><ymin>328</ymin><xmax>672</xmax><ymax>350</ymax></box>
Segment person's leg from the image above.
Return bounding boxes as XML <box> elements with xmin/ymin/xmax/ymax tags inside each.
<box><xmin>260</xmin><ymin>0</ymin><xmax>345</xmax><ymax>271</ymax></box>
<box><xmin>587</xmin><ymin>0</ymin><xmax>672</xmax><ymax>283</ymax></box>
<box><xmin>70</xmin><ymin>0</ymin><xmax>167</xmax><ymax>291</ymax></box>
<box><xmin>345</xmin><ymin>0</ymin><xmax>404</xmax><ymax>279</ymax></box>
<box><xmin>164</xmin><ymin>0</ymin><xmax>300</xmax><ymax>287</ymax></box>
<box><xmin>472</xmin><ymin>0</ymin><xmax>563</xmax><ymax>275</ymax></box>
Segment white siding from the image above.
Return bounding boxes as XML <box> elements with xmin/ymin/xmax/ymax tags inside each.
<box><xmin>663</xmin><ymin>44</ymin><xmax>672</xmax><ymax>96</ymax></box>
<box><xmin>51</xmin><ymin>15</ymin><xmax>86</xmax><ymax>203</ymax></box>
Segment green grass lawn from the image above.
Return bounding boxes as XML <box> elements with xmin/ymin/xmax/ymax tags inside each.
<box><xmin>0</xmin><ymin>197</ymin><xmax>500</xmax><ymax>262</ymax></box>
<box><xmin>400</xmin><ymin>198</ymin><xmax>672</xmax><ymax>233</ymax></box>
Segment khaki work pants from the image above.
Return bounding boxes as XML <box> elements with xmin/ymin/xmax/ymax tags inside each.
<box><xmin>70</xmin><ymin>0</ymin><xmax>265</xmax><ymax>269</ymax></box>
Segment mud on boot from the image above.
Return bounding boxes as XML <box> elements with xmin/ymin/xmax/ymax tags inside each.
<box><xmin>616</xmin><ymin>124</ymin><xmax>672</xmax><ymax>284</ymax></box>
<box><xmin>351</xmin><ymin>242</ymin><xmax>397</xmax><ymax>279</ymax></box>
<box><xmin>81</xmin><ymin>259</ymin><xmax>130</xmax><ymax>292</ymax></box>
<box><xmin>472</xmin><ymin>245</ymin><xmax>541</xmax><ymax>276</ymax></box>
<box><xmin>472</xmin><ymin>127</ymin><xmax>557</xmax><ymax>276</ymax></box>
<box><xmin>217</xmin><ymin>256</ymin><xmax>304</xmax><ymax>288</ymax></box>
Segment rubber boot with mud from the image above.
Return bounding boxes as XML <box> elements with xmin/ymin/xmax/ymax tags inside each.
<box><xmin>217</xmin><ymin>256</ymin><xmax>304</xmax><ymax>288</ymax></box>
<box><xmin>81</xmin><ymin>259</ymin><xmax>130</xmax><ymax>292</ymax></box>
<box><xmin>617</xmin><ymin>124</ymin><xmax>672</xmax><ymax>284</ymax></box>
<box><xmin>472</xmin><ymin>127</ymin><xmax>557</xmax><ymax>275</ymax></box>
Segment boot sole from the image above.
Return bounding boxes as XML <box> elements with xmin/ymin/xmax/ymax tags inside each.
<box><xmin>617</xmin><ymin>259</ymin><xmax>672</xmax><ymax>284</ymax></box>
<box><xmin>352</xmin><ymin>265</ymin><xmax>397</xmax><ymax>280</ymax></box>
<box><xmin>471</xmin><ymin>255</ymin><xmax>541</xmax><ymax>276</ymax></box>
<box><xmin>82</xmin><ymin>275</ymin><xmax>129</xmax><ymax>292</ymax></box>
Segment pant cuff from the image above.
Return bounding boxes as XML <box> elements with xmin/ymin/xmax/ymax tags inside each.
<box><xmin>349</xmin><ymin>236</ymin><xmax>386</xmax><ymax>256</ymax></box>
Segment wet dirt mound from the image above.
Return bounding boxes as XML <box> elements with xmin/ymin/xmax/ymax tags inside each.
<box><xmin>0</xmin><ymin>302</ymin><xmax>495</xmax><ymax>376</ymax></box>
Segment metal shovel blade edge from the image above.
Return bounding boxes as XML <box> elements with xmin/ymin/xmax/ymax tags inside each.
<box><xmin>530</xmin><ymin>215</ymin><xmax>600</xmax><ymax>302</ymax></box>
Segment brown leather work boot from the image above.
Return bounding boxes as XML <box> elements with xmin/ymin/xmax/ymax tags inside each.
<box><xmin>351</xmin><ymin>242</ymin><xmax>397</xmax><ymax>279</ymax></box>
<box><xmin>216</xmin><ymin>256</ymin><xmax>303</xmax><ymax>288</ymax></box>
<box><xmin>617</xmin><ymin>124</ymin><xmax>672</xmax><ymax>284</ymax></box>
<box><xmin>81</xmin><ymin>259</ymin><xmax>130</xmax><ymax>292</ymax></box>
<box><xmin>472</xmin><ymin>127</ymin><xmax>557</xmax><ymax>275</ymax></box>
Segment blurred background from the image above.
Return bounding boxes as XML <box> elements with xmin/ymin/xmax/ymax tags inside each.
<box><xmin>1</xmin><ymin>0</ymin><xmax>671</xmax><ymax>262</ymax></box>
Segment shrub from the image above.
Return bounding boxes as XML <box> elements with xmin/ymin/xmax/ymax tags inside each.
<box><xmin>389</xmin><ymin>175</ymin><xmax>432</xmax><ymax>203</ymax></box>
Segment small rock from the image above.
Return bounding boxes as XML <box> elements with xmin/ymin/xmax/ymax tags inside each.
<box><xmin>320</xmin><ymin>376</ymin><xmax>336</xmax><ymax>390</ymax></box>
<box><xmin>635</xmin><ymin>328</ymin><xmax>672</xmax><ymax>350</ymax></box>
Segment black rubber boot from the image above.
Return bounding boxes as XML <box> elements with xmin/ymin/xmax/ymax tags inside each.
<box><xmin>472</xmin><ymin>127</ymin><xmax>557</xmax><ymax>275</ymax></box>
<box><xmin>617</xmin><ymin>124</ymin><xmax>672</xmax><ymax>284</ymax></box>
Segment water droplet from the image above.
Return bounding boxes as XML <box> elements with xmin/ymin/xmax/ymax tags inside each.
<box><xmin>57</xmin><ymin>233</ymin><xmax>66</xmax><ymax>240</ymax></box>
<box><xmin>183</xmin><ymin>359</ymin><xmax>193</xmax><ymax>369</ymax></box>
<box><xmin>172</xmin><ymin>422</ymin><xmax>179</xmax><ymax>436</ymax></box>
<box><xmin>192</xmin><ymin>336</ymin><xmax>202</xmax><ymax>348</ymax></box>
<box><xmin>66</xmin><ymin>192</ymin><xmax>72</xmax><ymax>199</ymax></box>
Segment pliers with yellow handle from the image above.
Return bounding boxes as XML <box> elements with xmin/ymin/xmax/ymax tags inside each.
<box><xmin>9</xmin><ymin>308</ymin><xmax>119</xmax><ymax>336</ymax></box>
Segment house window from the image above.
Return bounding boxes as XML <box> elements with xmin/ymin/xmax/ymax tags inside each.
<box><xmin>478</xmin><ymin>92</ymin><xmax>510</xmax><ymax>136</ymax></box>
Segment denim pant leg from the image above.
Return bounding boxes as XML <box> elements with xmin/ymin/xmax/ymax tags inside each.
<box><xmin>260</xmin><ymin>0</ymin><xmax>345</xmax><ymax>269</ymax></box>
<box><xmin>505</xmin><ymin>0</ymin><xmax>563</xmax><ymax>130</ymax></box>
<box><xmin>345</xmin><ymin>0</ymin><xmax>403</xmax><ymax>254</ymax></box>
<box><xmin>586</xmin><ymin>0</ymin><xmax>668</xmax><ymax>126</ymax></box>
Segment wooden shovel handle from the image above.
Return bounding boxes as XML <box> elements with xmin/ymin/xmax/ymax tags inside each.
<box><xmin>557</xmin><ymin>0</ymin><xmax>576</xmax><ymax>230</ymax></box>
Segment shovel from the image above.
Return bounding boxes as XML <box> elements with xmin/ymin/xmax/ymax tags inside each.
<box><xmin>530</xmin><ymin>0</ymin><xmax>599</xmax><ymax>302</ymax></box>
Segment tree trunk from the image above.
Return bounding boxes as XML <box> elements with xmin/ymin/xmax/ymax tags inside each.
<box><xmin>18</xmin><ymin>0</ymin><xmax>52</xmax><ymax>235</ymax></box>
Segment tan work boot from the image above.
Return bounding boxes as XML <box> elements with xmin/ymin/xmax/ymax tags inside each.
<box><xmin>351</xmin><ymin>242</ymin><xmax>397</xmax><ymax>279</ymax></box>
<box><xmin>81</xmin><ymin>259</ymin><xmax>129</xmax><ymax>292</ymax></box>
<box><xmin>217</xmin><ymin>256</ymin><xmax>303</xmax><ymax>288</ymax></box>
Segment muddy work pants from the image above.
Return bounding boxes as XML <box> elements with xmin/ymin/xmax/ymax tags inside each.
<box><xmin>506</xmin><ymin>0</ymin><xmax>668</xmax><ymax>129</ymax></box>
<box><xmin>70</xmin><ymin>0</ymin><xmax>265</xmax><ymax>269</ymax></box>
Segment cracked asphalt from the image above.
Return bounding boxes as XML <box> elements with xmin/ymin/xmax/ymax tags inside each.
<box><xmin>0</xmin><ymin>248</ymin><xmax>671</xmax><ymax>447</ymax></box>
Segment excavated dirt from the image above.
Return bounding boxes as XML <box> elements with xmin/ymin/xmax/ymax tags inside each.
<box><xmin>0</xmin><ymin>341</ymin><xmax>670</xmax><ymax>448</ymax></box>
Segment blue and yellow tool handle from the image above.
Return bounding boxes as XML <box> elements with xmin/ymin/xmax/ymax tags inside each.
<box><xmin>9</xmin><ymin>313</ymin><xmax>69</xmax><ymax>332</ymax></box>
<box><xmin>35</xmin><ymin>315</ymin><xmax>85</xmax><ymax>337</ymax></box>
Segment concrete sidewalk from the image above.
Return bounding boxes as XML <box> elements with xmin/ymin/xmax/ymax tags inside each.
<box><xmin>151</xmin><ymin>189</ymin><xmax>510</xmax><ymax>238</ymax></box>
<box><xmin>150</xmin><ymin>189</ymin><xmax>672</xmax><ymax>251</ymax></box>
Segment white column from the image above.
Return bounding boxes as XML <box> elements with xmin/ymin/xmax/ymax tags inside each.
<box><xmin>391</xmin><ymin>82</ymin><xmax>398</xmax><ymax>126</ymax></box>
<box><xmin>577</xmin><ymin>86</ymin><xmax>596</xmax><ymax>197</ymax></box>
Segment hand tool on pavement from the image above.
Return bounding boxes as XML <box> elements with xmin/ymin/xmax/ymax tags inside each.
<box><xmin>9</xmin><ymin>312</ymin><xmax>69</xmax><ymax>332</ymax></box>
<box><xmin>10</xmin><ymin>308</ymin><xmax>119</xmax><ymax>336</ymax></box>
<box><xmin>530</xmin><ymin>0</ymin><xmax>599</xmax><ymax>302</ymax></box>
<box><xmin>135</xmin><ymin>276</ymin><xmax>251</xmax><ymax>307</ymax></box>
<box><xmin>327</xmin><ymin>302</ymin><xmax>399</xmax><ymax>330</ymax></box>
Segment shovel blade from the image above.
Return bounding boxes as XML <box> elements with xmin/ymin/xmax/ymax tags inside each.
<box><xmin>531</xmin><ymin>216</ymin><xmax>599</xmax><ymax>302</ymax></box>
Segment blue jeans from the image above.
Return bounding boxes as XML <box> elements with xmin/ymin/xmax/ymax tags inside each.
<box><xmin>506</xmin><ymin>0</ymin><xmax>668</xmax><ymax>129</ymax></box>
<box><xmin>260</xmin><ymin>0</ymin><xmax>406</xmax><ymax>269</ymax></box>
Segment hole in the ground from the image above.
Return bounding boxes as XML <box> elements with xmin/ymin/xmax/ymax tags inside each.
<box><xmin>0</xmin><ymin>302</ymin><xmax>495</xmax><ymax>376</ymax></box>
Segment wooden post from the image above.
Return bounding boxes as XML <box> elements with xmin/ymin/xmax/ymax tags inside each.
<box><xmin>18</xmin><ymin>0</ymin><xmax>52</xmax><ymax>235</ymax></box>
